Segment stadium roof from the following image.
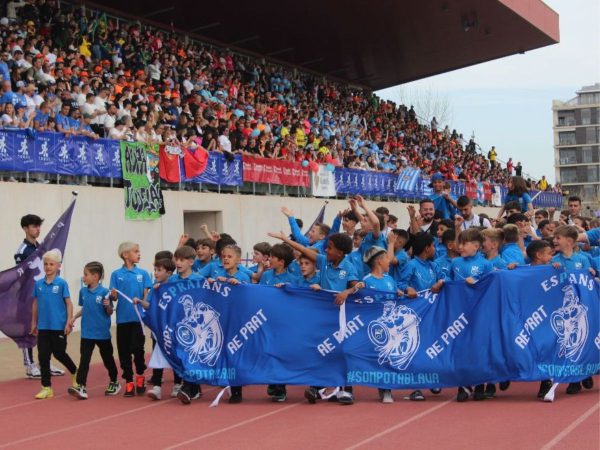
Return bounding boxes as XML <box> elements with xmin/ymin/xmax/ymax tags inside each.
<box><xmin>88</xmin><ymin>0</ymin><xmax>559</xmax><ymax>91</ymax></box>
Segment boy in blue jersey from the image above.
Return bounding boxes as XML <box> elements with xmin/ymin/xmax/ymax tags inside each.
<box><xmin>398</xmin><ymin>233</ymin><xmax>445</xmax><ymax>298</ymax></box>
<box><xmin>350</xmin><ymin>195</ymin><xmax>387</xmax><ymax>275</ymax></box>
<box><xmin>347</xmin><ymin>230</ymin><xmax>367</xmax><ymax>280</ymax></box>
<box><xmin>69</xmin><ymin>262</ymin><xmax>119</xmax><ymax>400</ymax></box>
<box><xmin>550</xmin><ymin>226</ymin><xmax>596</xmax><ymax>395</ymax></box>
<box><xmin>207</xmin><ymin>244</ymin><xmax>250</xmax><ymax>404</ymax></box>
<box><xmin>450</xmin><ymin>226</ymin><xmax>494</xmax><ymax>284</ymax></box>
<box><xmin>213</xmin><ymin>245</ymin><xmax>251</xmax><ymax>285</ymax></box>
<box><xmin>551</xmin><ymin>226</ymin><xmax>593</xmax><ymax>274</ymax></box>
<box><xmin>428</xmin><ymin>172</ymin><xmax>458</xmax><ymax>219</ymax></box>
<box><xmin>293</xmin><ymin>254</ymin><xmax>320</xmax><ymax>288</ymax></box>
<box><xmin>193</xmin><ymin>238</ymin><xmax>215</xmax><ymax>273</ymax></box>
<box><xmin>501</xmin><ymin>224</ymin><xmax>526</xmax><ymax>266</ymax></box>
<box><xmin>257</xmin><ymin>243</ymin><xmax>296</xmax><ymax>401</ymax></box>
<box><xmin>259</xmin><ymin>243</ymin><xmax>297</xmax><ymax>287</ymax></box>
<box><xmin>31</xmin><ymin>250</ymin><xmax>78</xmax><ymax>399</ymax></box>
<box><xmin>281</xmin><ymin>206</ymin><xmax>330</xmax><ymax>253</ymax></box>
<box><xmin>141</xmin><ymin>257</ymin><xmax>180</xmax><ymax>401</ymax></box>
<box><xmin>450</xmin><ymin>227</ymin><xmax>494</xmax><ymax>402</ymax></box>
<box><xmin>200</xmin><ymin>235</ymin><xmax>254</xmax><ymax>280</ymax></box>
<box><xmin>434</xmin><ymin>219</ymin><xmax>454</xmax><ymax>258</ymax></box>
<box><xmin>434</xmin><ymin>229</ymin><xmax>458</xmax><ymax>278</ymax></box>
<box><xmin>270</xmin><ymin>231</ymin><xmax>359</xmax><ymax>405</ymax></box>
<box><xmin>109</xmin><ymin>242</ymin><xmax>152</xmax><ymax>397</ymax></box>
<box><xmin>525</xmin><ymin>240</ymin><xmax>555</xmax><ymax>400</ymax></box>
<box><xmin>248</xmin><ymin>242</ymin><xmax>271</xmax><ymax>273</ymax></box>
<box><xmin>481</xmin><ymin>228</ymin><xmax>509</xmax><ymax>270</ymax></box>
<box><xmin>397</xmin><ymin>233</ymin><xmax>445</xmax><ymax>400</ymax></box>
<box><xmin>360</xmin><ymin>246</ymin><xmax>401</xmax><ymax>404</ymax></box>
<box><xmin>167</xmin><ymin>246</ymin><xmax>206</xmax><ymax>405</ymax></box>
<box><xmin>386</xmin><ymin>229</ymin><xmax>410</xmax><ymax>282</ymax></box>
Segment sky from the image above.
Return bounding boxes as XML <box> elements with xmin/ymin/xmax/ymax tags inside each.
<box><xmin>376</xmin><ymin>0</ymin><xmax>600</xmax><ymax>185</ymax></box>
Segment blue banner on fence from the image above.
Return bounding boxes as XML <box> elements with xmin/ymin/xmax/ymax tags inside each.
<box><xmin>185</xmin><ymin>152</ymin><xmax>243</xmax><ymax>186</ymax></box>
<box><xmin>145</xmin><ymin>267</ymin><xmax>599</xmax><ymax>388</ymax></box>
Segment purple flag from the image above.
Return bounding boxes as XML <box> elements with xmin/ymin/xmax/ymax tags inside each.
<box><xmin>304</xmin><ymin>202</ymin><xmax>327</xmax><ymax>239</ymax></box>
<box><xmin>0</xmin><ymin>199</ymin><xmax>76</xmax><ymax>348</ymax></box>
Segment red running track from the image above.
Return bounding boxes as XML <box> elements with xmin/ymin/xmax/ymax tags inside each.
<box><xmin>0</xmin><ymin>365</ymin><xmax>597</xmax><ymax>450</ymax></box>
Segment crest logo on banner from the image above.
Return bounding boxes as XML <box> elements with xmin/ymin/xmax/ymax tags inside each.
<box><xmin>368</xmin><ymin>302</ymin><xmax>421</xmax><ymax>370</ymax></box>
<box><xmin>176</xmin><ymin>296</ymin><xmax>223</xmax><ymax>366</ymax></box>
<box><xmin>550</xmin><ymin>285</ymin><xmax>589</xmax><ymax>362</ymax></box>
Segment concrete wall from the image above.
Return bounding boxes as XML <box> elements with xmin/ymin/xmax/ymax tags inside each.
<box><xmin>0</xmin><ymin>182</ymin><xmax>500</xmax><ymax>332</ymax></box>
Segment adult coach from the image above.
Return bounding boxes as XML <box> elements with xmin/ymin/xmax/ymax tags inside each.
<box><xmin>14</xmin><ymin>214</ymin><xmax>64</xmax><ymax>379</ymax></box>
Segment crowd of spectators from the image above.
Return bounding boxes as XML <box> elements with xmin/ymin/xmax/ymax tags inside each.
<box><xmin>0</xmin><ymin>0</ymin><xmax>526</xmax><ymax>186</ymax></box>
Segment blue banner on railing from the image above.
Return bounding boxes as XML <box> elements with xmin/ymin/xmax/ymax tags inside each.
<box><xmin>334</xmin><ymin>167</ymin><xmax>562</xmax><ymax>208</ymax></box>
<box><xmin>0</xmin><ymin>130</ymin><xmax>242</xmax><ymax>186</ymax></box>
<box><xmin>145</xmin><ymin>267</ymin><xmax>599</xmax><ymax>388</ymax></box>
<box><xmin>182</xmin><ymin>152</ymin><xmax>243</xmax><ymax>186</ymax></box>
<box><xmin>0</xmin><ymin>129</ymin><xmax>122</xmax><ymax>178</ymax></box>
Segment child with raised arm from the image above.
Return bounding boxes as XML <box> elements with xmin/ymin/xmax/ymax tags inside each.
<box><xmin>269</xmin><ymin>231</ymin><xmax>359</xmax><ymax>404</ymax></box>
<box><xmin>281</xmin><ymin>206</ymin><xmax>330</xmax><ymax>253</ymax></box>
<box><xmin>69</xmin><ymin>262</ymin><xmax>119</xmax><ymax>400</ymax></box>
<box><xmin>109</xmin><ymin>242</ymin><xmax>152</xmax><ymax>397</ymax></box>
<box><xmin>386</xmin><ymin>229</ymin><xmax>410</xmax><ymax>283</ymax></box>
<box><xmin>31</xmin><ymin>250</ymin><xmax>78</xmax><ymax>399</ymax></box>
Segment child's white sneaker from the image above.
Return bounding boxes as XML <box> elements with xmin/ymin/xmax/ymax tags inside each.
<box><xmin>147</xmin><ymin>385</ymin><xmax>162</xmax><ymax>400</ymax></box>
<box><xmin>171</xmin><ymin>383</ymin><xmax>182</xmax><ymax>398</ymax></box>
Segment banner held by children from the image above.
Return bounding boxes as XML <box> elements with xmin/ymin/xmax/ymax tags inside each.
<box><xmin>145</xmin><ymin>267</ymin><xmax>599</xmax><ymax>388</ymax></box>
<box><xmin>120</xmin><ymin>142</ymin><xmax>164</xmax><ymax>220</ymax></box>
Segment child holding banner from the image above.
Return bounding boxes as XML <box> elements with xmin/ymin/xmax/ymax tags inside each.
<box><xmin>361</xmin><ymin>246</ymin><xmax>402</xmax><ymax>404</ymax></box>
<box><xmin>109</xmin><ymin>242</ymin><xmax>152</xmax><ymax>397</ymax></box>
<box><xmin>31</xmin><ymin>250</ymin><xmax>78</xmax><ymax>399</ymax></box>
<box><xmin>269</xmin><ymin>231</ymin><xmax>359</xmax><ymax>405</ymax></box>
<box><xmin>259</xmin><ymin>243</ymin><xmax>296</xmax><ymax>402</ymax></box>
<box><xmin>193</xmin><ymin>238</ymin><xmax>216</xmax><ymax>273</ymax></box>
<box><xmin>69</xmin><ymin>262</ymin><xmax>120</xmax><ymax>399</ymax></box>
<box><xmin>139</xmin><ymin>257</ymin><xmax>181</xmax><ymax>401</ymax></box>
<box><xmin>450</xmin><ymin>226</ymin><xmax>495</xmax><ymax>401</ymax></box>
<box><xmin>168</xmin><ymin>246</ymin><xmax>206</xmax><ymax>405</ymax></box>
<box><xmin>550</xmin><ymin>225</ymin><xmax>595</xmax><ymax>396</ymax></box>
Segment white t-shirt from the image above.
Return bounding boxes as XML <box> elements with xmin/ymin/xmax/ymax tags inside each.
<box><xmin>218</xmin><ymin>134</ymin><xmax>232</xmax><ymax>152</ymax></box>
<box><xmin>460</xmin><ymin>214</ymin><xmax>491</xmax><ymax>230</ymax></box>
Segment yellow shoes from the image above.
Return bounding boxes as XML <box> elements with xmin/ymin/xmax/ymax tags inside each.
<box><xmin>34</xmin><ymin>386</ymin><xmax>54</xmax><ymax>399</ymax></box>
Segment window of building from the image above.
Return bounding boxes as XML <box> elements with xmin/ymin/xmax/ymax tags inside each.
<box><xmin>559</xmin><ymin>131</ymin><xmax>576</xmax><ymax>145</ymax></box>
<box><xmin>582</xmin><ymin>147</ymin><xmax>593</xmax><ymax>163</ymax></box>
<box><xmin>559</xmin><ymin>148</ymin><xmax>577</xmax><ymax>164</ymax></box>
<box><xmin>560</xmin><ymin>167</ymin><xmax>578</xmax><ymax>183</ymax></box>
<box><xmin>557</xmin><ymin>111</ymin><xmax>575</xmax><ymax>126</ymax></box>
<box><xmin>586</xmin><ymin>127</ymin><xmax>599</xmax><ymax>144</ymax></box>
<box><xmin>581</xmin><ymin>108</ymin><xmax>591</xmax><ymax>125</ymax></box>
<box><xmin>587</xmin><ymin>166</ymin><xmax>599</xmax><ymax>182</ymax></box>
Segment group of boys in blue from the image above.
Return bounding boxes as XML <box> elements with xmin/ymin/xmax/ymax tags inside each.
<box><xmin>31</xmin><ymin>188</ymin><xmax>599</xmax><ymax>404</ymax></box>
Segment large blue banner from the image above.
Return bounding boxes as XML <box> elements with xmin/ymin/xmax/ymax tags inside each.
<box><xmin>0</xmin><ymin>130</ymin><xmax>242</xmax><ymax>186</ymax></box>
<box><xmin>145</xmin><ymin>267</ymin><xmax>599</xmax><ymax>388</ymax></box>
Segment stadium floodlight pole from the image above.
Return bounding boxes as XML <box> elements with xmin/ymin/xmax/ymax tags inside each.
<box><xmin>142</xmin><ymin>7</ymin><xmax>175</xmax><ymax>18</ymax></box>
